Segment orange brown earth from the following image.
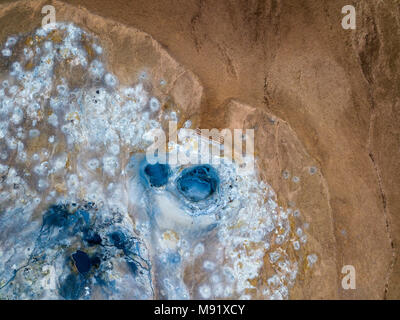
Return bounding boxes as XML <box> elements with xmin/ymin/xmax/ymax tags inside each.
<box><xmin>0</xmin><ymin>0</ymin><xmax>398</xmax><ymax>299</ymax></box>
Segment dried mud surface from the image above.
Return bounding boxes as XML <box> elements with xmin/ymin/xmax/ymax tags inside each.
<box><xmin>0</xmin><ymin>0</ymin><xmax>399</xmax><ymax>299</ymax></box>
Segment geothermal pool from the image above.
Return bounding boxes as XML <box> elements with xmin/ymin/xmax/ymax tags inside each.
<box><xmin>0</xmin><ymin>23</ymin><xmax>313</xmax><ymax>300</ymax></box>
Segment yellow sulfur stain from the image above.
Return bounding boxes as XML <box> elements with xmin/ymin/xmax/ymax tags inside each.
<box><xmin>248</xmin><ymin>277</ymin><xmax>258</xmax><ymax>287</ymax></box>
<box><xmin>163</xmin><ymin>230</ymin><xmax>179</xmax><ymax>242</ymax></box>
<box><xmin>25</xmin><ymin>61</ymin><xmax>34</xmax><ymax>70</ymax></box>
<box><xmin>55</xmin><ymin>183</ymin><xmax>67</xmax><ymax>194</ymax></box>
<box><xmin>24</xmin><ymin>36</ymin><xmax>33</xmax><ymax>47</ymax></box>
<box><xmin>48</xmin><ymin>30</ymin><xmax>63</xmax><ymax>44</ymax></box>
<box><xmin>66</xmin><ymin>112</ymin><xmax>80</xmax><ymax>123</ymax></box>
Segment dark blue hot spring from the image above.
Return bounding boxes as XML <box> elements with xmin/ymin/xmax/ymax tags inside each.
<box><xmin>176</xmin><ymin>165</ymin><xmax>219</xmax><ymax>202</ymax></box>
<box><xmin>72</xmin><ymin>250</ymin><xmax>91</xmax><ymax>274</ymax></box>
<box><xmin>143</xmin><ymin>163</ymin><xmax>171</xmax><ymax>187</ymax></box>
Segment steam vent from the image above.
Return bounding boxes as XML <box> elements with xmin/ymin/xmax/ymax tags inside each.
<box><xmin>0</xmin><ymin>0</ymin><xmax>399</xmax><ymax>301</ymax></box>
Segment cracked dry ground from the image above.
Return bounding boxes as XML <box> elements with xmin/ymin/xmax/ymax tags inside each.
<box><xmin>0</xmin><ymin>0</ymin><xmax>399</xmax><ymax>299</ymax></box>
